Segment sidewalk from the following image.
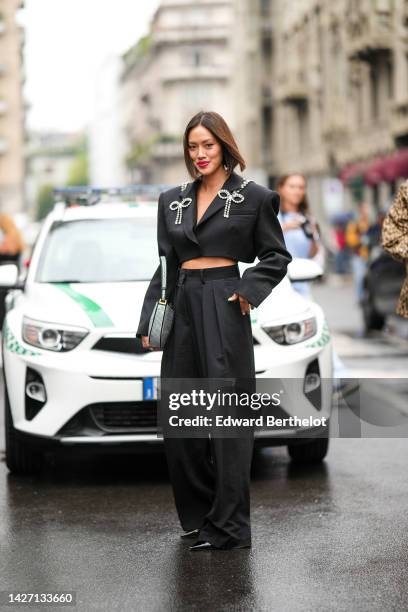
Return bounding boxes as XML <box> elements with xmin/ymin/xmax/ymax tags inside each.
<box><xmin>310</xmin><ymin>274</ymin><xmax>361</xmax><ymax>335</ymax></box>
<box><xmin>310</xmin><ymin>273</ymin><xmax>408</xmax><ymax>377</ymax></box>
<box><xmin>312</xmin><ymin>273</ymin><xmax>408</xmax><ymax>339</ymax></box>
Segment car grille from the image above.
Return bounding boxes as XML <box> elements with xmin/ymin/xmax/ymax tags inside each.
<box><xmin>93</xmin><ymin>334</ymin><xmax>258</xmax><ymax>353</ymax></box>
<box><xmin>89</xmin><ymin>401</ymin><xmax>157</xmax><ymax>432</ymax></box>
<box><xmin>92</xmin><ymin>335</ymin><xmax>152</xmax><ymax>354</ymax></box>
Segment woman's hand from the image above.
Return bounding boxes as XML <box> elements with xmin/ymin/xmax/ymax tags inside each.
<box><xmin>227</xmin><ymin>293</ymin><xmax>253</xmax><ymax>315</ymax></box>
<box><xmin>141</xmin><ymin>335</ymin><xmax>160</xmax><ymax>351</ymax></box>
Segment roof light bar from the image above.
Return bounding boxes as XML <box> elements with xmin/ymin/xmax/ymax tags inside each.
<box><xmin>52</xmin><ymin>184</ymin><xmax>175</xmax><ymax>206</ymax></box>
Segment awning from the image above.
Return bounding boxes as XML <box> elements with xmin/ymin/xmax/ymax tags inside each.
<box><xmin>382</xmin><ymin>149</ymin><xmax>408</xmax><ymax>181</ymax></box>
<box><xmin>339</xmin><ymin>148</ymin><xmax>408</xmax><ymax>185</ymax></box>
<box><xmin>338</xmin><ymin>162</ymin><xmax>366</xmax><ymax>184</ymax></box>
<box><xmin>364</xmin><ymin>157</ymin><xmax>386</xmax><ymax>186</ymax></box>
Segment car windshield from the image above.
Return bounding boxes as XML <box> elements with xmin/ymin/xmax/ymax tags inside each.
<box><xmin>35</xmin><ymin>217</ymin><xmax>158</xmax><ymax>283</ymax></box>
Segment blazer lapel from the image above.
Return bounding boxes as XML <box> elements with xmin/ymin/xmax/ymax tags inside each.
<box><xmin>178</xmin><ymin>171</ymin><xmax>244</xmax><ymax>246</ymax></box>
<box><xmin>195</xmin><ymin>170</ymin><xmax>243</xmax><ymax>228</ymax></box>
<box><xmin>178</xmin><ymin>180</ymin><xmax>200</xmax><ymax>245</ymax></box>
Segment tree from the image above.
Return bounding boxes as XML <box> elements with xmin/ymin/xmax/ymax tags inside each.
<box><xmin>36</xmin><ymin>184</ymin><xmax>55</xmax><ymax>221</ymax></box>
<box><xmin>66</xmin><ymin>147</ymin><xmax>88</xmax><ymax>186</ymax></box>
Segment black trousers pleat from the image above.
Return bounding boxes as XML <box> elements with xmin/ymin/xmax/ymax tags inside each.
<box><xmin>160</xmin><ymin>264</ymin><xmax>255</xmax><ymax>549</ymax></box>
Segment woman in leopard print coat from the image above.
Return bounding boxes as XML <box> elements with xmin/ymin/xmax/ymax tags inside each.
<box><xmin>382</xmin><ymin>180</ymin><xmax>408</xmax><ymax>318</ymax></box>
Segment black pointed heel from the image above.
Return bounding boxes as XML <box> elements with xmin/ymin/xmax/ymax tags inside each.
<box><xmin>189</xmin><ymin>541</ymin><xmax>218</xmax><ymax>551</ymax></box>
<box><xmin>180</xmin><ymin>528</ymin><xmax>200</xmax><ymax>539</ymax></box>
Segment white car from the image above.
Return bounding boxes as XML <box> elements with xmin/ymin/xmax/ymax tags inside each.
<box><xmin>1</xmin><ymin>190</ymin><xmax>333</xmax><ymax>474</ymax></box>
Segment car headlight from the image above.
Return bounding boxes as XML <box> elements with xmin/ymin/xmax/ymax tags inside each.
<box><xmin>22</xmin><ymin>317</ymin><xmax>89</xmax><ymax>352</ymax></box>
<box><xmin>262</xmin><ymin>317</ymin><xmax>317</xmax><ymax>345</ymax></box>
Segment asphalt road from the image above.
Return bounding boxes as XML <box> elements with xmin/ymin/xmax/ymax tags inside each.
<box><xmin>1</xmin><ymin>277</ymin><xmax>408</xmax><ymax>611</ymax></box>
<box><xmin>1</xmin><ymin>424</ymin><xmax>408</xmax><ymax>611</ymax></box>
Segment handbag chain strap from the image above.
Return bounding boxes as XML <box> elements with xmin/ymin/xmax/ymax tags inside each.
<box><xmin>159</xmin><ymin>254</ymin><xmax>167</xmax><ymax>302</ymax></box>
<box><xmin>158</xmin><ymin>184</ymin><xmax>187</xmax><ymax>301</ymax></box>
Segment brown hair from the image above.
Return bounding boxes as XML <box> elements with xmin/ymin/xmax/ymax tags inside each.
<box><xmin>276</xmin><ymin>173</ymin><xmax>310</xmax><ymax>215</ymax></box>
<box><xmin>0</xmin><ymin>214</ymin><xmax>25</xmax><ymax>255</ymax></box>
<box><xmin>183</xmin><ymin>111</ymin><xmax>246</xmax><ymax>179</ymax></box>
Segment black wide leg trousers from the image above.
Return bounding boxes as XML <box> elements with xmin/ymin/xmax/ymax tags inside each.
<box><xmin>160</xmin><ymin>264</ymin><xmax>256</xmax><ymax>549</ymax></box>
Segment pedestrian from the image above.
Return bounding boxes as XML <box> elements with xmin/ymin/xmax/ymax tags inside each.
<box><xmin>332</xmin><ymin>222</ymin><xmax>350</xmax><ymax>275</ymax></box>
<box><xmin>276</xmin><ymin>173</ymin><xmax>321</xmax><ymax>299</ymax></box>
<box><xmin>381</xmin><ymin>180</ymin><xmax>408</xmax><ymax>319</ymax></box>
<box><xmin>276</xmin><ymin>173</ymin><xmax>353</xmax><ymax>391</ymax></box>
<box><xmin>136</xmin><ymin>110</ymin><xmax>292</xmax><ymax>551</ymax></box>
<box><xmin>0</xmin><ymin>213</ymin><xmax>25</xmax><ymax>265</ymax></box>
<box><xmin>344</xmin><ymin>202</ymin><xmax>372</xmax><ymax>304</ymax></box>
<box><xmin>0</xmin><ymin>214</ymin><xmax>25</xmax><ymax>325</ymax></box>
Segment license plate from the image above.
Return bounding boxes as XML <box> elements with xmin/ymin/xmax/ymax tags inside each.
<box><xmin>143</xmin><ymin>377</ymin><xmax>158</xmax><ymax>400</ymax></box>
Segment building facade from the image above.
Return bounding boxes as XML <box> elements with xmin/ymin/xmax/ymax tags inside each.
<box><xmin>270</xmin><ymin>0</ymin><xmax>408</xmax><ymax>219</ymax></box>
<box><xmin>121</xmin><ymin>0</ymin><xmax>408</xmax><ymax>221</ymax></box>
<box><xmin>25</xmin><ymin>131</ymin><xmax>82</xmax><ymax>214</ymax></box>
<box><xmin>119</xmin><ymin>0</ymin><xmax>268</xmax><ymax>185</ymax></box>
<box><xmin>0</xmin><ymin>0</ymin><xmax>25</xmax><ymax>213</ymax></box>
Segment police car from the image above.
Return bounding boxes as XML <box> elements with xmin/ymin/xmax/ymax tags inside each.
<box><xmin>1</xmin><ymin>187</ymin><xmax>333</xmax><ymax>474</ymax></box>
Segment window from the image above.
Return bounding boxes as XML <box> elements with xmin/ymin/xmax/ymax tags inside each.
<box><xmin>386</xmin><ymin>57</ymin><xmax>393</xmax><ymax>99</ymax></box>
<box><xmin>193</xmin><ymin>50</ymin><xmax>201</xmax><ymax>67</ymax></box>
<box><xmin>297</xmin><ymin>103</ymin><xmax>309</xmax><ymax>154</ymax></box>
<box><xmin>181</xmin><ymin>47</ymin><xmax>211</xmax><ymax>67</ymax></box>
<box><xmin>36</xmin><ymin>218</ymin><xmax>158</xmax><ymax>283</ymax></box>
<box><xmin>370</xmin><ymin>64</ymin><xmax>379</xmax><ymax>119</ymax></box>
<box><xmin>260</xmin><ymin>0</ymin><xmax>271</xmax><ymax>17</ymax></box>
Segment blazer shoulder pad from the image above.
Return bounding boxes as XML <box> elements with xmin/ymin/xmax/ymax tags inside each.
<box><xmin>248</xmin><ymin>182</ymin><xmax>280</xmax><ymax>214</ymax></box>
<box><xmin>160</xmin><ymin>179</ymin><xmax>195</xmax><ymax>201</ymax></box>
<box><xmin>160</xmin><ymin>185</ymin><xmax>182</xmax><ymax>201</ymax></box>
<box><xmin>246</xmin><ymin>181</ymin><xmax>274</xmax><ymax>199</ymax></box>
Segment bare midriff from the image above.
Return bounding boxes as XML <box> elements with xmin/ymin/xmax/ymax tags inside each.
<box><xmin>180</xmin><ymin>256</ymin><xmax>237</xmax><ymax>269</ymax></box>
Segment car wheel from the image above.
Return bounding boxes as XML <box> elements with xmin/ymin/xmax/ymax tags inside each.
<box><xmin>287</xmin><ymin>429</ymin><xmax>329</xmax><ymax>464</ymax></box>
<box><xmin>3</xmin><ymin>364</ymin><xmax>43</xmax><ymax>475</ymax></box>
<box><xmin>361</xmin><ymin>285</ymin><xmax>385</xmax><ymax>332</ymax></box>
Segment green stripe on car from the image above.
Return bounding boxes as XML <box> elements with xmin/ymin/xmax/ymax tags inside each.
<box><xmin>305</xmin><ymin>320</ymin><xmax>331</xmax><ymax>349</ymax></box>
<box><xmin>53</xmin><ymin>283</ymin><xmax>114</xmax><ymax>327</ymax></box>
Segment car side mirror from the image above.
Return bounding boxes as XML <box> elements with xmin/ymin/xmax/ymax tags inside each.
<box><xmin>0</xmin><ymin>264</ymin><xmax>24</xmax><ymax>289</ymax></box>
<box><xmin>287</xmin><ymin>258</ymin><xmax>323</xmax><ymax>282</ymax></box>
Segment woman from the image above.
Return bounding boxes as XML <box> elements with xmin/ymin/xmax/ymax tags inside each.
<box><xmin>382</xmin><ymin>179</ymin><xmax>408</xmax><ymax>319</ymax></box>
<box><xmin>344</xmin><ymin>201</ymin><xmax>372</xmax><ymax>304</ymax></box>
<box><xmin>0</xmin><ymin>213</ymin><xmax>25</xmax><ymax>264</ymax></box>
<box><xmin>277</xmin><ymin>173</ymin><xmax>352</xmax><ymax>389</ymax></box>
<box><xmin>0</xmin><ymin>214</ymin><xmax>25</xmax><ymax>326</ymax></box>
<box><xmin>136</xmin><ymin>111</ymin><xmax>292</xmax><ymax>551</ymax></box>
<box><xmin>276</xmin><ymin>174</ymin><xmax>320</xmax><ymax>298</ymax></box>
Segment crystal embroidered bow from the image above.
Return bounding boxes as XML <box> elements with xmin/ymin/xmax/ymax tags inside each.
<box><xmin>218</xmin><ymin>178</ymin><xmax>252</xmax><ymax>218</ymax></box>
<box><xmin>169</xmin><ymin>178</ymin><xmax>252</xmax><ymax>224</ymax></box>
<box><xmin>169</xmin><ymin>197</ymin><xmax>192</xmax><ymax>224</ymax></box>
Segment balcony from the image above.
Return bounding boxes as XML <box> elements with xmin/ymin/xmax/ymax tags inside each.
<box><xmin>278</xmin><ymin>71</ymin><xmax>308</xmax><ymax>105</ymax></box>
<box><xmin>321</xmin><ymin>112</ymin><xmax>349</xmax><ymax>143</ymax></box>
<box><xmin>346</xmin><ymin>10</ymin><xmax>393</xmax><ymax>61</ymax></box>
<box><xmin>154</xmin><ymin>26</ymin><xmax>229</xmax><ymax>46</ymax></box>
<box><xmin>161</xmin><ymin>64</ymin><xmax>229</xmax><ymax>83</ymax></box>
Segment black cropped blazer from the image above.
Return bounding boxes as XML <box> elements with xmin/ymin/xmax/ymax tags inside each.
<box><xmin>136</xmin><ymin>170</ymin><xmax>292</xmax><ymax>338</ymax></box>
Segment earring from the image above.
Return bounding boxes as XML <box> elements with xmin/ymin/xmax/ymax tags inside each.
<box><xmin>223</xmin><ymin>163</ymin><xmax>228</xmax><ymax>171</ymax></box>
